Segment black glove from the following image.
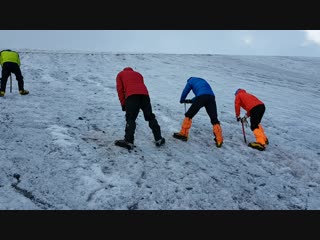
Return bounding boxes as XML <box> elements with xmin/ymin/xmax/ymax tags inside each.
<box><xmin>236</xmin><ymin>117</ymin><xmax>241</xmax><ymax>122</ymax></box>
<box><xmin>122</xmin><ymin>105</ymin><xmax>126</xmax><ymax>111</ymax></box>
<box><xmin>184</xmin><ymin>99</ymin><xmax>193</xmax><ymax>103</ymax></box>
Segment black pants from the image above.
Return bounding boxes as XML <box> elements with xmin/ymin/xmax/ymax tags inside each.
<box><xmin>249</xmin><ymin>104</ymin><xmax>265</xmax><ymax>131</ymax></box>
<box><xmin>185</xmin><ymin>94</ymin><xmax>220</xmax><ymax>125</ymax></box>
<box><xmin>1</xmin><ymin>62</ymin><xmax>24</xmax><ymax>92</ymax></box>
<box><xmin>124</xmin><ymin>94</ymin><xmax>162</xmax><ymax>144</ymax></box>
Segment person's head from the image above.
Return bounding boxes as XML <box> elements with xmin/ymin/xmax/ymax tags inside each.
<box><xmin>123</xmin><ymin>67</ymin><xmax>134</xmax><ymax>71</ymax></box>
<box><xmin>235</xmin><ymin>88</ymin><xmax>246</xmax><ymax>96</ymax></box>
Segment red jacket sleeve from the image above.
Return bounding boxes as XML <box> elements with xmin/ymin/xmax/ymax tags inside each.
<box><xmin>116</xmin><ymin>73</ymin><xmax>125</xmax><ymax>106</ymax></box>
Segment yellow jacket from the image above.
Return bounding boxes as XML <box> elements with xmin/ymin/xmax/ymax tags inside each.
<box><xmin>0</xmin><ymin>50</ymin><xmax>21</xmax><ymax>66</ymax></box>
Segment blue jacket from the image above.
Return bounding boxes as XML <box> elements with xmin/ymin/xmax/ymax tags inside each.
<box><xmin>180</xmin><ymin>77</ymin><xmax>215</xmax><ymax>103</ymax></box>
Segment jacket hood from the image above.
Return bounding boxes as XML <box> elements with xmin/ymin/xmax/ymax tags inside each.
<box><xmin>123</xmin><ymin>67</ymin><xmax>134</xmax><ymax>71</ymax></box>
<box><xmin>0</xmin><ymin>49</ymin><xmax>11</xmax><ymax>54</ymax></box>
<box><xmin>235</xmin><ymin>88</ymin><xmax>246</xmax><ymax>96</ymax></box>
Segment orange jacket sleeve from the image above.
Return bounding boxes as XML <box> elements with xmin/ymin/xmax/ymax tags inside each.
<box><xmin>234</xmin><ymin>95</ymin><xmax>241</xmax><ymax>117</ymax></box>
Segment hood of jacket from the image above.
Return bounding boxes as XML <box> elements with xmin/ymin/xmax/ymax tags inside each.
<box><xmin>123</xmin><ymin>67</ymin><xmax>133</xmax><ymax>71</ymax></box>
<box><xmin>235</xmin><ymin>88</ymin><xmax>246</xmax><ymax>96</ymax></box>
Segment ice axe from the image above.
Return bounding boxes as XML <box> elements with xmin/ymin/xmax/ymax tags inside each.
<box><xmin>184</xmin><ymin>99</ymin><xmax>192</xmax><ymax>113</ymax></box>
<box><xmin>10</xmin><ymin>74</ymin><xmax>12</xmax><ymax>93</ymax></box>
<box><xmin>240</xmin><ymin>117</ymin><xmax>248</xmax><ymax>144</ymax></box>
<box><xmin>241</xmin><ymin>121</ymin><xmax>247</xmax><ymax>144</ymax></box>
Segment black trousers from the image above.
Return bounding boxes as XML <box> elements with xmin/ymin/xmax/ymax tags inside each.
<box><xmin>124</xmin><ymin>94</ymin><xmax>162</xmax><ymax>144</ymax></box>
<box><xmin>249</xmin><ymin>104</ymin><xmax>265</xmax><ymax>131</ymax></box>
<box><xmin>185</xmin><ymin>94</ymin><xmax>220</xmax><ymax>125</ymax></box>
<box><xmin>1</xmin><ymin>62</ymin><xmax>24</xmax><ymax>92</ymax></box>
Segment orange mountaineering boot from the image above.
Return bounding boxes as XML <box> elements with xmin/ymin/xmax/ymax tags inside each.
<box><xmin>213</xmin><ymin>124</ymin><xmax>224</xmax><ymax>148</ymax></box>
<box><xmin>248</xmin><ymin>128</ymin><xmax>266</xmax><ymax>151</ymax></box>
<box><xmin>258</xmin><ymin>124</ymin><xmax>269</xmax><ymax>145</ymax></box>
<box><xmin>173</xmin><ymin>117</ymin><xmax>192</xmax><ymax>141</ymax></box>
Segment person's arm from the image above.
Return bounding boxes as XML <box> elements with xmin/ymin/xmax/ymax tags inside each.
<box><xmin>116</xmin><ymin>73</ymin><xmax>126</xmax><ymax>108</ymax></box>
<box><xmin>17</xmin><ymin>53</ymin><xmax>21</xmax><ymax>66</ymax></box>
<box><xmin>234</xmin><ymin>95</ymin><xmax>241</xmax><ymax>118</ymax></box>
<box><xmin>180</xmin><ymin>82</ymin><xmax>192</xmax><ymax>103</ymax></box>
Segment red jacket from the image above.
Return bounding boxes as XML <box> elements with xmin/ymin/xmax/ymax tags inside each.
<box><xmin>234</xmin><ymin>89</ymin><xmax>264</xmax><ymax>117</ymax></box>
<box><xmin>116</xmin><ymin>67</ymin><xmax>149</xmax><ymax>106</ymax></box>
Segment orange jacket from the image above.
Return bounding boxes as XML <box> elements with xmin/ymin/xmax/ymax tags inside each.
<box><xmin>234</xmin><ymin>89</ymin><xmax>264</xmax><ymax>117</ymax></box>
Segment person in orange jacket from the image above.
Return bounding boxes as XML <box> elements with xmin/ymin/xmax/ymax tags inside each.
<box><xmin>234</xmin><ymin>88</ymin><xmax>268</xmax><ymax>150</ymax></box>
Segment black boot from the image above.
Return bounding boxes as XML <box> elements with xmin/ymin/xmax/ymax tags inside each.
<box><xmin>19</xmin><ymin>89</ymin><xmax>29</xmax><ymax>95</ymax></box>
<box><xmin>155</xmin><ymin>137</ymin><xmax>165</xmax><ymax>147</ymax></box>
<box><xmin>115</xmin><ymin>139</ymin><xmax>134</xmax><ymax>150</ymax></box>
<box><xmin>173</xmin><ymin>132</ymin><xmax>188</xmax><ymax>141</ymax></box>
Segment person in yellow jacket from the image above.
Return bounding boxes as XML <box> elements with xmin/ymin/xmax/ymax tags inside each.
<box><xmin>0</xmin><ymin>49</ymin><xmax>29</xmax><ymax>97</ymax></box>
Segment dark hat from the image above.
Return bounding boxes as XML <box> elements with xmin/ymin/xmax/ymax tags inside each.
<box><xmin>234</xmin><ymin>88</ymin><xmax>241</xmax><ymax>96</ymax></box>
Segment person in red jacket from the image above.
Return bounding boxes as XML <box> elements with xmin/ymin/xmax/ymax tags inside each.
<box><xmin>234</xmin><ymin>88</ymin><xmax>268</xmax><ymax>150</ymax></box>
<box><xmin>115</xmin><ymin>67</ymin><xmax>165</xmax><ymax>150</ymax></box>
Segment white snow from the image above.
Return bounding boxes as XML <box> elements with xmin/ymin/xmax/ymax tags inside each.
<box><xmin>0</xmin><ymin>51</ymin><xmax>319</xmax><ymax>210</ymax></box>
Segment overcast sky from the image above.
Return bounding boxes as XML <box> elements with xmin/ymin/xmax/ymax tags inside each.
<box><xmin>1</xmin><ymin>30</ymin><xmax>320</xmax><ymax>57</ymax></box>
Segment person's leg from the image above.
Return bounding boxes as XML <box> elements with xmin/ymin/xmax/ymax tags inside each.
<box><xmin>175</xmin><ymin>117</ymin><xmax>192</xmax><ymax>140</ymax></box>
<box><xmin>11</xmin><ymin>64</ymin><xmax>28</xmax><ymax>95</ymax></box>
<box><xmin>258</xmin><ymin>123</ymin><xmax>268</xmax><ymax>144</ymax></box>
<box><xmin>250</xmin><ymin>104</ymin><xmax>266</xmax><ymax>145</ymax></box>
<box><xmin>124</xmin><ymin>95</ymin><xmax>140</xmax><ymax>144</ymax></box>
<box><xmin>184</xmin><ymin>96</ymin><xmax>203</xmax><ymax>120</ymax></box>
<box><xmin>205</xmin><ymin>95</ymin><xmax>220</xmax><ymax>125</ymax></box>
<box><xmin>0</xmin><ymin>63</ymin><xmax>11</xmax><ymax>95</ymax></box>
<box><xmin>250</xmin><ymin>104</ymin><xmax>265</xmax><ymax>131</ymax></box>
<box><xmin>11</xmin><ymin>64</ymin><xmax>24</xmax><ymax>91</ymax></box>
<box><xmin>173</xmin><ymin>96</ymin><xmax>205</xmax><ymax>140</ymax></box>
<box><xmin>205</xmin><ymin>95</ymin><xmax>223</xmax><ymax>147</ymax></box>
<box><xmin>141</xmin><ymin>95</ymin><xmax>164</xmax><ymax>145</ymax></box>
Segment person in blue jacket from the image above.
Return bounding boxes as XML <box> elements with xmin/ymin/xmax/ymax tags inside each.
<box><xmin>173</xmin><ymin>77</ymin><xmax>223</xmax><ymax>148</ymax></box>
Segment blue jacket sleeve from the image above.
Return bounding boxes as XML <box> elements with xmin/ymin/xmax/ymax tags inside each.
<box><xmin>180</xmin><ymin>82</ymin><xmax>192</xmax><ymax>103</ymax></box>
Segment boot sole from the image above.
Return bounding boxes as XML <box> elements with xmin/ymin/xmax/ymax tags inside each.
<box><xmin>248</xmin><ymin>142</ymin><xmax>265</xmax><ymax>151</ymax></box>
<box><xmin>173</xmin><ymin>133</ymin><xmax>188</xmax><ymax>141</ymax></box>
<box><xmin>155</xmin><ymin>138</ymin><xmax>165</xmax><ymax>147</ymax></box>
<box><xmin>114</xmin><ymin>140</ymin><xmax>134</xmax><ymax>150</ymax></box>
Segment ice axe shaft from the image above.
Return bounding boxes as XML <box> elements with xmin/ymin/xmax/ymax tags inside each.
<box><xmin>241</xmin><ymin>121</ymin><xmax>247</xmax><ymax>143</ymax></box>
<box><xmin>10</xmin><ymin>74</ymin><xmax>12</xmax><ymax>93</ymax></box>
<box><xmin>183</xmin><ymin>100</ymin><xmax>192</xmax><ymax>114</ymax></box>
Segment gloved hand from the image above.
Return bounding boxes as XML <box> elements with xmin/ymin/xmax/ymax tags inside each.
<box><xmin>236</xmin><ymin>116</ymin><xmax>241</xmax><ymax>122</ymax></box>
<box><xmin>122</xmin><ymin>105</ymin><xmax>126</xmax><ymax>111</ymax></box>
<box><xmin>241</xmin><ymin>115</ymin><xmax>248</xmax><ymax>123</ymax></box>
<box><xmin>184</xmin><ymin>99</ymin><xmax>193</xmax><ymax>103</ymax></box>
